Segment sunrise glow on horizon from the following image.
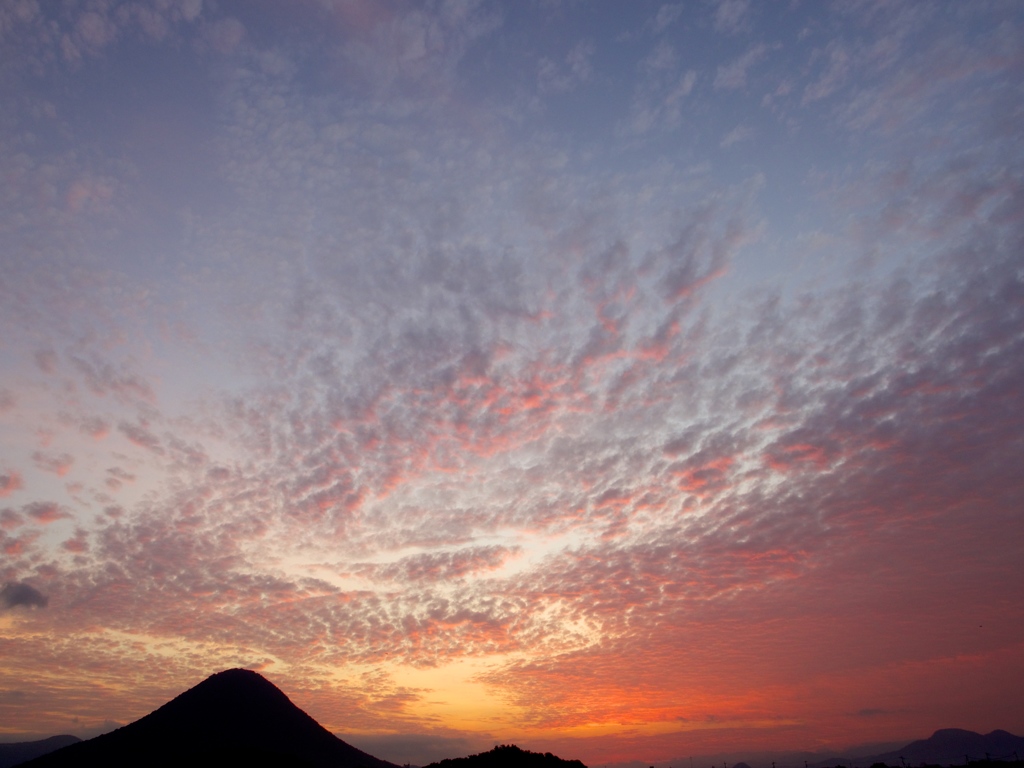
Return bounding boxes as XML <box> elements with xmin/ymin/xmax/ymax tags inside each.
<box><xmin>1</xmin><ymin>1</ymin><xmax>1022</xmax><ymax>766</ymax></box>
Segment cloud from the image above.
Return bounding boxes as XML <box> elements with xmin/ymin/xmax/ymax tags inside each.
<box><xmin>200</xmin><ymin>16</ymin><xmax>244</xmax><ymax>54</ymax></box>
<box><xmin>802</xmin><ymin>41</ymin><xmax>851</xmax><ymax>104</ymax></box>
<box><xmin>0</xmin><ymin>508</ymin><xmax>25</xmax><ymax>529</ymax></box>
<box><xmin>34</xmin><ymin>348</ymin><xmax>57</xmax><ymax>374</ymax></box>
<box><xmin>32</xmin><ymin>451</ymin><xmax>74</xmax><ymax>477</ymax></box>
<box><xmin>1</xmin><ymin>0</ymin><xmax>206</xmax><ymax>68</ymax></box>
<box><xmin>104</xmin><ymin>466</ymin><xmax>136</xmax><ymax>490</ymax></box>
<box><xmin>642</xmin><ymin>41</ymin><xmax>677</xmax><ymax>73</ymax></box>
<box><xmin>118</xmin><ymin>421</ymin><xmax>164</xmax><ymax>455</ymax></box>
<box><xmin>0</xmin><ymin>1</ymin><xmax>1020</xmax><ymax>753</ymax></box>
<box><xmin>624</xmin><ymin>36</ymin><xmax>698</xmax><ymax>135</ymax></box>
<box><xmin>24</xmin><ymin>501</ymin><xmax>72</xmax><ymax>525</ymax></box>
<box><xmin>537</xmin><ymin>40</ymin><xmax>594</xmax><ymax>94</ymax></box>
<box><xmin>714</xmin><ymin>44</ymin><xmax>769</xmax><ymax>90</ymax></box>
<box><xmin>75</xmin><ymin>11</ymin><xmax>117</xmax><ymax>50</ymax></box>
<box><xmin>0</xmin><ymin>471</ymin><xmax>23</xmax><ymax>498</ymax></box>
<box><xmin>70</xmin><ymin>356</ymin><xmax>156</xmax><ymax>405</ymax></box>
<box><xmin>714</xmin><ymin>0</ymin><xmax>750</xmax><ymax>35</ymax></box>
<box><xmin>720</xmin><ymin>124</ymin><xmax>753</xmax><ymax>148</ymax></box>
<box><xmin>357</xmin><ymin>545</ymin><xmax>520</xmax><ymax>583</ymax></box>
<box><xmin>651</xmin><ymin>4</ymin><xmax>683</xmax><ymax>35</ymax></box>
<box><xmin>333</xmin><ymin>0</ymin><xmax>502</xmax><ymax>106</ymax></box>
<box><xmin>79</xmin><ymin>416</ymin><xmax>110</xmax><ymax>439</ymax></box>
<box><xmin>1</xmin><ymin>581</ymin><xmax>49</xmax><ymax>609</ymax></box>
<box><xmin>62</xmin><ymin>527</ymin><xmax>90</xmax><ymax>554</ymax></box>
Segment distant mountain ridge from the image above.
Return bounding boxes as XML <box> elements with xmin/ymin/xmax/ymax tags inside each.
<box><xmin>16</xmin><ymin>668</ymin><xmax>399</xmax><ymax>768</ymax></box>
<box><xmin>758</xmin><ymin>729</ymin><xmax>1024</xmax><ymax>768</ymax></box>
<box><xmin>864</xmin><ymin>729</ymin><xmax>1024</xmax><ymax>767</ymax></box>
<box><xmin>631</xmin><ymin>729</ymin><xmax>1024</xmax><ymax>768</ymax></box>
<box><xmin>0</xmin><ymin>736</ymin><xmax>80</xmax><ymax>768</ymax></box>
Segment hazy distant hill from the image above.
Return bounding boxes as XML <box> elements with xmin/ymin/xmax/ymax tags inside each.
<box><xmin>626</xmin><ymin>729</ymin><xmax>1024</xmax><ymax>768</ymax></box>
<box><xmin>865</xmin><ymin>729</ymin><xmax>1024</xmax><ymax>767</ymax></box>
<box><xmin>790</xmin><ymin>729</ymin><xmax>1024</xmax><ymax>768</ymax></box>
<box><xmin>0</xmin><ymin>736</ymin><xmax>79</xmax><ymax>768</ymax></box>
<box><xmin>426</xmin><ymin>743</ymin><xmax>587</xmax><ymax>768</ymax></box>
<box><xmin>16</xmin><ymin>669</ymin><xmax>398</xmax><ymax>768</ymax></box>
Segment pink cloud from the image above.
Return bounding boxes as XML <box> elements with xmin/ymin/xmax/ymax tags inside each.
<box><xmin>32</xmin><ymin>451</ymin><xmax>74</xmax><ymax>477</ymax></box>
<box><xmin>118</xmin><ymin>421</ymin><xmax>164</xmax><ymax>454</ymax></box>
<box><xmin>2</xmin><ymin>529</ymin><xmax>40</xmax><ymax>555</ymax></box>
<box><xmin>0</xmin><ymin>508</ymin><xmax>25</xmax><ymax>529</ymax></box>
<box><xmin>672</xmin><ymin>454</ymin><xmax>735</xmax><ymax>495</ymax></box>
<box><xmin>71</xmin><ymin>356</ymin><xmax>156</xmax><ymax>405</ymax></box>
<box><xmin>105</xmin><ymin>466</ymin><xmax>135</xmax><ymax>491</ymax></box>
<box><xmin>0</xmin><ymin>471</ymin><xmax>24</xmax><ymax>498</ymax></box>
<box><xmin>62</xmin><ymin>528</ymin><xmax>90</xmax><ymax>554</ymax></box>
<box><xmin>25</xmin><ymin>501</ymin><xmax>72</xmax><ymax>525</ymax></box>
<box><xmin>80</xmin><ymin>416</ymin><xmax>110</xmax><ymax>439</ymax></box>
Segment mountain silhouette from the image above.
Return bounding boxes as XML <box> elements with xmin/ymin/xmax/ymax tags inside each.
<box><xmin>799</xmin><ymin>729</ymin><xmax>1024</xmax><ymax>768</ymax></box>
<box><xmin>17</xmin><ymin>668</ymin><xmax>399</xmax><ymax>768</ymax></box>
<box><xmin>0</xmin><ymin>736</ymin><xmax>80</xmax><ymax>768</ymax></box>
<box><xmin>868</xmin><ymin>729</ymin><xmax>1024</xmax><ymax>766</ymax></box>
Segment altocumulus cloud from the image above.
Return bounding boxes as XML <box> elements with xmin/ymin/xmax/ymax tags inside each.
<box><xmin>1</xmin><ymin>581</ymin><xmax>49</xmax><ymax>610</ymax></box>
<box><xmin>0</xmin><ymin>0</ymin><xmax>1021</xmax><ymax>760</ymax></box>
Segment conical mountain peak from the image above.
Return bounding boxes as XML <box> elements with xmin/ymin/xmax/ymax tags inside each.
<box><xmin>20</xmin><ymin>669</ymin><xmax>398</xmax><ymax>768</ymax></box>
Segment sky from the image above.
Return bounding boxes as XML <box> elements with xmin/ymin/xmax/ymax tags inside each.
<box><xmin>1</xmin><ymin>0</ymin><xmax>1023</xmax><ymax>765</ymax></box>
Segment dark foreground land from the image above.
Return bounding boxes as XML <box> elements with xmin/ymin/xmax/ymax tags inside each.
<box><xmin>13</xmin><ymin>669</ymin><xmax>396</xmax><ymax>768</ymax></box>
<box><xmin>0</xmin><ymin>737</ymin><xmax>80</xmax><ymax>768</ymax></box>
<box><xmin>4</xmin><ymin>672</ymin><xmax>1022</xmax><ymax>768</ymax></box>
<box><xmin>813</xmin><ymin>729</ymin><xmax>1024</xmax><ymax>768</ymax></box>
<box><xmin>426</xmin><ymin>744</ymin><xmax>587</xmax><ymax>768</ymax></box>
<box><xmin>6</xmin><ymin>671</ymin><xmax>592</xmax><ymax>768</ymax></box>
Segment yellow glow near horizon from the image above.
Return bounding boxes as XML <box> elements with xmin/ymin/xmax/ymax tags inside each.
<box><xmin>388</xmin><ymin>656</ymin><xmax>525</xmax><ymax>731</ymax></box>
